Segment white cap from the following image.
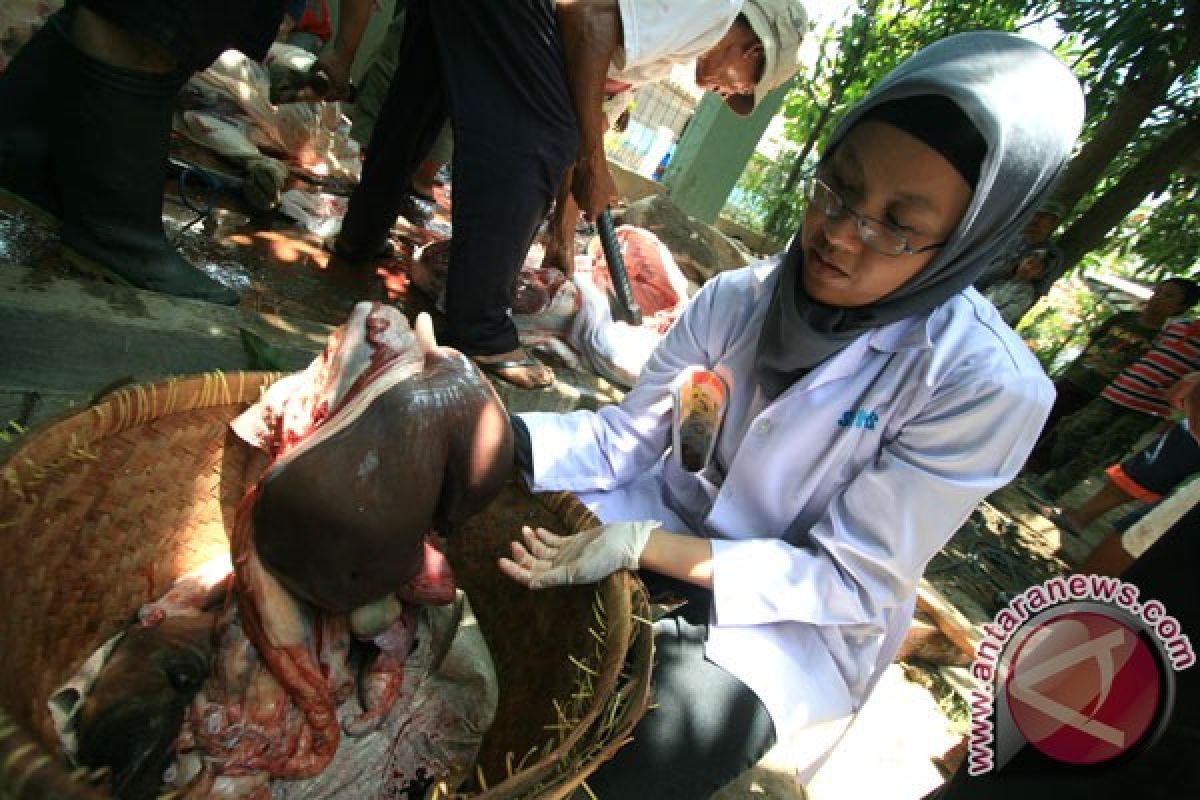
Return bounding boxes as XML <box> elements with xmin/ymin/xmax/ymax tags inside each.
<box><xmin>727</xmin><ymin>0</ymin><xmax>809</xmax><ymax>116</ymax></box>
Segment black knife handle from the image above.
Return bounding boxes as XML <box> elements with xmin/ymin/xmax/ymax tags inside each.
<box><xmin>597</xmin><ymin>208</ymin><xmax>643</xmax><ymax>326</ymax></box>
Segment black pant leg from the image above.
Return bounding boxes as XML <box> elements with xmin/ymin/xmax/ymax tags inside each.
<box><xmin>426</xmin><ymin>0</ymin><xmax>578</xmax><ymax>354</ymax></box>
<box><xmin>338</xmin><ymin>0</ymin><xmax>449</xmax><ymax>259</ymax></box>
<box><xmin>583</xmin><ymin>614</ymin><xmax>777</xmax><ymax>799</ymax></box>
<box><xmin>0</xmin><ymin>13</ymin><xmax>67</xmax><ymax>214</ymax></box>
<box><xmin>78</xmin><ymin>0</ymin><xmax>285</xmax><ymax>71</ymax></box>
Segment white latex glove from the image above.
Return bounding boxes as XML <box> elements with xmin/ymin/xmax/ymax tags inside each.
<box><xmin>499</xmin><ymin>521</ymin><xmax>658</xmax><ymax>589</ymax></box>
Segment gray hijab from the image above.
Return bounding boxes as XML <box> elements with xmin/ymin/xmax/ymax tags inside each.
<box><xmin>754</xmin><ymin>32</ymin><xmax>1084</xmax><ymax>399</ymax></box>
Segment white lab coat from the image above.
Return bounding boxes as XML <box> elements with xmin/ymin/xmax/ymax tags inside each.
<box><xmin>519</xmin><ymin>256</ymin><xmax>1053</xmax><ymax>735</ymax></box>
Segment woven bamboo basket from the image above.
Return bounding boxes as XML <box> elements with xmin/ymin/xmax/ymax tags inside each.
<box><xmin>0</xmin><ymin>372</ymin><xmax>653</xmax><ymax>799</ymax></box>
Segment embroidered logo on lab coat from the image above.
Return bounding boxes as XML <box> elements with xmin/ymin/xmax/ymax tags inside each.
<box><xmin>837</xmin><ymin>409</ymin><xmax>879</xmax><ymax>430</ymax></box>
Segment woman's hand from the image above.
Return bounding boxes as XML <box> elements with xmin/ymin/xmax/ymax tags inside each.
<box><xmin>498</xmin><ymin>521</ymin><xmax>657</xmax><ymax>589</ymax></box>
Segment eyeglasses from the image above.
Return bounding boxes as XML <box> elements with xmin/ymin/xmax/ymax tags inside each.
<box><xmin>806</xmin><ymin>177</ymin><xmax>946</xmax><ymax>257</ymax></box>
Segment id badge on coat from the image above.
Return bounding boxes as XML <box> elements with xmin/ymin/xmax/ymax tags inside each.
<box><xmin>671</xmin><ymin>367</ymin><xmax>729</xmax><ymax>473</ymax></box>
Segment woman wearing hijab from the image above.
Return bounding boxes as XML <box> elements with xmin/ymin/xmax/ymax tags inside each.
<box><xmin>500</xmin><ymin>32</ymin><xmax>1084</xmax><ymax>798</ymax></box>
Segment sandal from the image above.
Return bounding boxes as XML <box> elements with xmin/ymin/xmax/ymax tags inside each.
<box><xmin>471</xmin><ymin>351</ymin><xmax>555</xmax><ymax>391</ymax></box>
<box><xmin>327</xmin><ymin>235</ymin><xmax>396</xmax><ymax>264</ymax></box>
<box><xmin>398</xmin><ymin>191</ymin><xmax>436</xmax><ymax>227</ymax></box>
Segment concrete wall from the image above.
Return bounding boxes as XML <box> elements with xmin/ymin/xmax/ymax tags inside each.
<box><xmin>661</xmin><ymin>88</ymin><xmax>789</xmax><ymax>224</ymax></box>
<box><xmin>610</xmin><ymin>161</ymin><xmax>666</xmax><ymax>206</ymax></box>
<box><xmin>714</xmin><ymin>217</ymin><xmax>783</xmax><ymax>258</ymax></box>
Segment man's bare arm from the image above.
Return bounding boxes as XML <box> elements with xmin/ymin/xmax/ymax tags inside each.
<box><xmin>1168</xmin><ymin>372</ymin><xmax>1200</xmax><ymax>444</ymax></box>
<box><xmin>276</xmin><ymin>0</ymin><xmax>374</xmax><ymax>102</ymax></box>
<box><xmin>555</xmin><ymin>1</ymin><xmax>622</xmax><ymax>219</ymax></box>
<box><xmin>320</xmin><ymin>0</ymin><xmax>374</xmax><ymax>97</ymax></box>
<box><xmin>543</xmin><ymin>166</ymin><xmax>581</xmax><ymax>275</ymax></box>
<box><xmin>556</xmin><ymin>1</ymin><xmax>621</xmax><ymax>156</ymax></box>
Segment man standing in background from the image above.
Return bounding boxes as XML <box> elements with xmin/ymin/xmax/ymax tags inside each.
<box><xmin>316</xmin><ymin>0</ymin><xmax>809</xmax><ymax>389</ymax></box>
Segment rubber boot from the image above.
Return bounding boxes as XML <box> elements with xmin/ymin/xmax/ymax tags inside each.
<box><xmin>0</xmin><ymin>15</ymin><xmax>67</xmax><ymax>220</ymax></box>
<box><xmin>51</xmin><ymin>35</ymin><xmax>240</xmax><ymax>305</ymax></box>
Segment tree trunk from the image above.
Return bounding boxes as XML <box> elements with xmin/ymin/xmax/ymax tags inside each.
<box><xmin>1048</xmin><ymin>51</ymin><xmax>1173</xmax><ymax>215</ymax></box>
<box><xmin>764</xmin><ymin>71</ymin><xmax>851</xmax><ymax>235</ymax></box>
<box><xmin>1050</xmin><ymin>4</ymin><xmax>1200</xmax><ymax>216</ymax></box>
<box><xmin>1055</xmin><ymin>115</ymin><xmax>1200</xmax><ymax>274</ymax></box>
<box><xmin>763</xmin><ymin>100</ymin><xmax>837</xmax><ymax>236</ymax></box>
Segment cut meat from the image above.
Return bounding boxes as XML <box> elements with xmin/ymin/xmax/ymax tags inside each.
<box><xmin>586</xmin><ymin>225</ymin><xmax>689</xmax><ymax>321</ymax></box>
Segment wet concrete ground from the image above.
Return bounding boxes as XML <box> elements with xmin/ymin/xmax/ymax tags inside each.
<box><xmin>0</xmin><ymin>157</ymin><xmax>629</xmax><ymax>439</ymax></box>
<box><xmin>0</xmin><ymin>165</ymin><xmax>451</xmax><ymax>330</ymax></box>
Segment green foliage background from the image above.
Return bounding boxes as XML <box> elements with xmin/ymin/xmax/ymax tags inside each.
<box><xmin>723</xmin><ymin>0</ymin><xmax>1199</xmax><ymax>283</ymax></box>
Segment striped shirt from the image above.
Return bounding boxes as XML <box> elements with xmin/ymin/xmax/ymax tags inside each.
<box><xmin>1102</xmin><ymin>319</ymin><xmax>1200</xmax><ymax>417</ymax></box>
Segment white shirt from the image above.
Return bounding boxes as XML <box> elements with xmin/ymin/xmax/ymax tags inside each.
<box><xmin>610</xmin><ymin>0</ymin><xmax>742</xmax><ymax>86</ymax></box>
<box><xmin>520</xmin><ymin>257</ymin><xmax>1053</xmax><ymax>734</ymax></box>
